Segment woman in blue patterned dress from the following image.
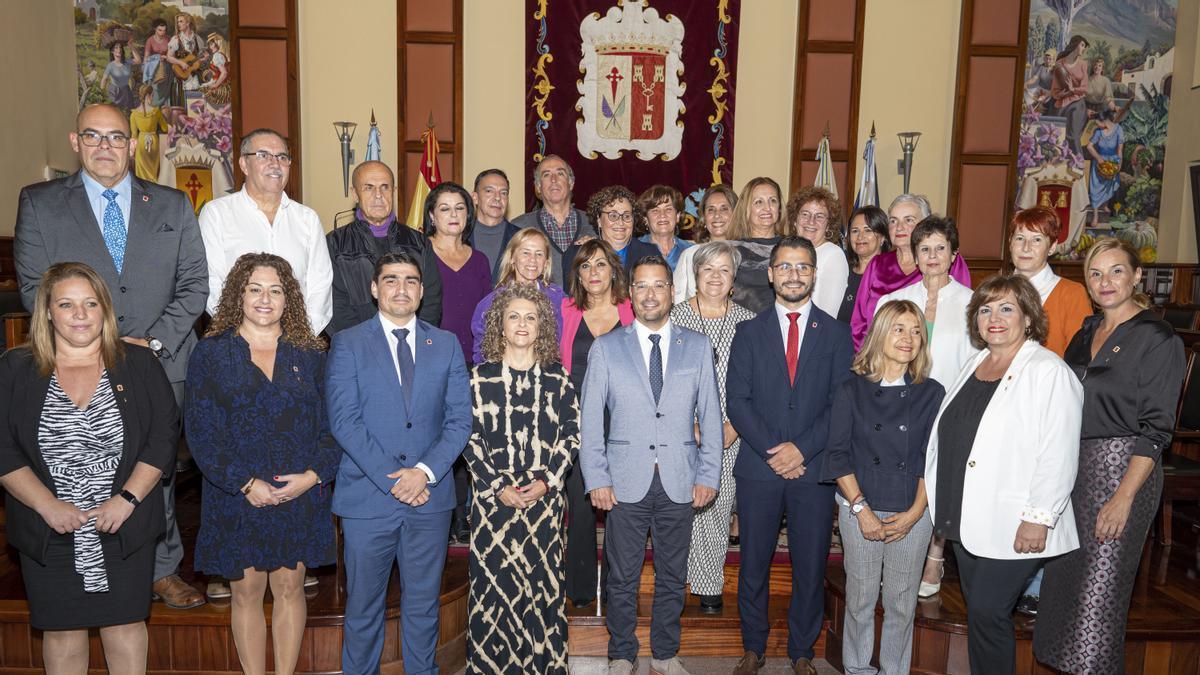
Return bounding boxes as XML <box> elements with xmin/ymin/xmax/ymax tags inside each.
<box><xmin>1085</xmin><ymin>109</ymin><xmax>1124</xmax><ymax>228</ymax></box>
<box><xmin>185</xmin><ymin>253</ymin><xmax>340</xmax><ymax>675</ymax></box>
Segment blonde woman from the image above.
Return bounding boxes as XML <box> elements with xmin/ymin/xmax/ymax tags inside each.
<box><xmin>823</xmin><ymin>299</ymin><xmax>944</xmax><ymax>675</ymax></box>
<box><xmin>469</xmin><ymin>228</ymin><xmax>566</xmax><ymax>362</ymax></box>
<box><xmin>727</xmin><ymin>177</ymin><xmax>787</xmax><ymax>314</ymax></box>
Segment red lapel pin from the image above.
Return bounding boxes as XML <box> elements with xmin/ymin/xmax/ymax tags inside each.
<box><xmin>142</xmin><ymin>195</ymin><xmax>150</xmax><ymax>202</ymax></box>
<box><xmin>425</xmin><ymin>338</ymin><xmax>433</xmax><ymax>345</ymax></box>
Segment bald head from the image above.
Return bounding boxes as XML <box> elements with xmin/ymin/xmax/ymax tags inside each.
<box><xmin>353</xmin><ymin>161</ymin><xmax>396</xmax><ymax>225</ymax></box>
<box><xmin>71</xmin><ymin>104</ymin><xmax>134</xmax><ymax>188</ymax></box>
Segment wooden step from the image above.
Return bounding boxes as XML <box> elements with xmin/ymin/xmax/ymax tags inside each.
<box><xmin>568</xmin><ymin>560</ymin><xmax>831</xmax><ymax>658</ymax></box>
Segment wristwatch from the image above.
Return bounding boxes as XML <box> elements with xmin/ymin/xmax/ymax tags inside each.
<box><xmin>146</xmin><ymin>335</ymin><xmax>164</xmax><ymax>357</ymax></box>
<box><xmin>850</xmin><ymin>496</ymin><xmax>869</xmax><ymax>515</ymax></box>
<box><xmin>118</xmin><ymin>489</ymin><xmax>140</xmax><ymax>507</ymax></box>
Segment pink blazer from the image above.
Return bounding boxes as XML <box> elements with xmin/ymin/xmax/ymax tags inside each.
<box><xmin>560</xmin><ymin>298</ymin><xmax>635</xmax><ymax>373</ymax></box>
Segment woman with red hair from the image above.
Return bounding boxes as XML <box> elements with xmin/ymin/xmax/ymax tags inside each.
<box><xmin>1008</xmin><ymin>206</ymin><xmax>1092</xmax><ymax>357</ymax></box>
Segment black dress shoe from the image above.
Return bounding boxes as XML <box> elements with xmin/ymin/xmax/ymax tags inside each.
<box><xmin>571</xmin><ymin>597</ymin><xmax>595</xmax><ymax>609</ymax></box>
<box><xmin>1015</xmin><ymin>594</ymin><xmax>1039</xmax><ymax>616</ymax></box>
<box><xmin>698</xmin><ymin>594</ymin><xmax>723</xmax><ymax>613</ymax></box>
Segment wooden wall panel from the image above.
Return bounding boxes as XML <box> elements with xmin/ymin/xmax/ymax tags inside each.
<box><xmin>229</xmin><ymin>0</ymin><xmax>301</xmax><ymax>199</ymax></box>
<box><xmin>396</xmin><ymin>0</ymin><xmax>463</xmax><ymax>216</ymax></box>
<box><xmin>788</xmin><ymin>0</ymin><xmax>866</xmax><ymax>215</ymax></box>
<box><xmin>945</xmin><ymin>0</ymin><xmax>1029</xmax><ymax>260</ymax></box>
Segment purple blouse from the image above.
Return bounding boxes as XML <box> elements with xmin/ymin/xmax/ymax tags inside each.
<box><xmin>850</xmin><ymin>251</ymin><xmax>972</xmax><ymax>350</ymax></box>
<box><xmin>435</xmin><ymin>250</ymin><xmax>493</xmax><ymax>365</ymax></box>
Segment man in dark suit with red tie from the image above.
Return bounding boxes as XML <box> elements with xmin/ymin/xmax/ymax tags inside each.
<box><xmin>725</xmin><ymin>235</ymin><xmax>853</xmax><ymax>675</ymax></box>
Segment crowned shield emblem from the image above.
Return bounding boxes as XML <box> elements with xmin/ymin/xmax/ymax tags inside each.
<box><xmin>577</xmin><ymin>1</ymin><xmax>685</xmax><ymax>160</ymax></box>
<box><xmin>176</xmin><ymin>167</ymin><xmax>213</xmax><ymax>214</ymax></box>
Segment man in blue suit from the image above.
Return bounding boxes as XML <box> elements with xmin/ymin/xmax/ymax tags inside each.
<box><xmin>726</xmin><ymin>236</ymin><xmax>853</xmax><ymax>675</ymax></box>
<box><xmin>580</xmin><ymin>255</ymin><xmax>724</xmax><ymax>675</ymax></box>
<box><xmin>326</xmin><ymin>251</ymin><xmax>472</xmax><ymax>675</ymax></box>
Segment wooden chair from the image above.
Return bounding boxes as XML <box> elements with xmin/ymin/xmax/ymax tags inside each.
<box><xmin>1175</xmin><ymin>329</ymin><xmax>1200</xmax><ymax>349</ymax></box>
<box><xmin>1161</xmin><ymin>343</ymin><xmax>1200</xmax><ymax>547</ymax></box>
<box><xmin>1157</xmin><ymin>303</ymin><xmax>1200</xmax><ymax>331</ymax></box>
<box><xmin>2</xmin><ymin>312</ymin><xmax>30</xmax><ymax>350</ymax></box>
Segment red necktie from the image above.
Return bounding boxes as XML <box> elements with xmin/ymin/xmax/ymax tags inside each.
<box><xmin>786</xmin><ymin>312</ymin><xmax>800</xmax><ymax>384</ymax></box>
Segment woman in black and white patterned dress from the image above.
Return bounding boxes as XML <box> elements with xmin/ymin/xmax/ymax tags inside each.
<box><xmin>670</xmin><ymin>241</ymin><xmax>755</xmax><ymax>613</ymax></box>
<box><xmin>465</xmin><ymin>283</ymin><xmax>579</xmax><ymax>674</ymax></box>
<box><xmin>0</xmin><ymin>263</ymin><xmax>177</xmax><ymax>674</ymax></box>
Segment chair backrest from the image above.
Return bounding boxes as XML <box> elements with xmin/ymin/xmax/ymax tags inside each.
<box><xmin>1176</xmin><ymin>329</ymin><xmax>1200</xmax><ymax>349</ymax></box>
<box><xmin>1176</xmin><ymin>344</ymin><xmax>1200</xmax><ymax>432</ymax></box>
<box><xmin>1160</xmin><ymin>304</ymin><xmax>1200</xmax><ymax>331</ymax></box>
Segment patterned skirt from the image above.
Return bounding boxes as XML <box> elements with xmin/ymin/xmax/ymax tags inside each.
<box><xmin>1034</xmin><ymin>436</ymin><xmax>1162</xmax><ymax>675</ymax></box>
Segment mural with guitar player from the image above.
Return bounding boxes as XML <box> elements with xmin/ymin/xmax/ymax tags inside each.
<box><xmin>74</xmin><ymin>0</ymin><xmax>233</xmax><ymax>213</ymax></box>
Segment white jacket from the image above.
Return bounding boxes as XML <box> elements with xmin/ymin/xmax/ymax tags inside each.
<box><xmin>877</xmin><ymin>278</ymin><xmax>977</xmax><ymax>389</ymax></box>
<box><xmin>925</xmin><ymin>340</ymin><xmax>1083</xmax><ymax>560</ymax></box>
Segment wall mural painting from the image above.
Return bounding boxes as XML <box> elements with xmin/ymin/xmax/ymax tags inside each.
<box><xmin>75</xmin><ymin>0</ymin><xmax>233</xmax><ymax>213</ymax></box>
<box><xmin>526</xmin><ymin>0</ymin><xmax>740</xmax><ymax>237</ymax></box>
<box><xmin>1017</xmin><ymin>0</ymin><xmax>1177</xmax><ymax>262</ymax></box>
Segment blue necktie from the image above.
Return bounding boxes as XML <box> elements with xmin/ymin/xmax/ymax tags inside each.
<box><xmin>648</xmin><ymin>333</ymin><xmax>663</xmax><ymax>405</ymax></box>
<box><xmin>393</xmin><ymin>328</ymin><xmax>414</xmax><ymax>409</ymax></box>
<box><xmin>101</xmin><ymin>189</ymin><xmax>126</xmax><ymax>274</ymax></box>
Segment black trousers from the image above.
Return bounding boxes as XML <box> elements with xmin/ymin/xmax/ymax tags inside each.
<box><xmin>451</xmin><ymin>457</ymin><xmax>469</xmax><ymax>529</ymax></box>
<box><xmin>953</xmin><ymin>542</ymin><xmax>1043</xmax><ymax>675</ymax></box>
<box><xmin>604</xmin><ymin>470</ymin><xmax>694</xmax><ymax>661</ymax></box>
<box><xmin>564</xmin><ymin>461</ymin><xmax>600</xmax><ymax>603</ymax></box>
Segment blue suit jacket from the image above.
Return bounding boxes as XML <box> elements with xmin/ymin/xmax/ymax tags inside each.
<box><xmin>325</xmin><ymin>315</ymin><xmax>472</xmax><ymax>517</ymax></box>
<box><xmin>726</xmin><ymin>304</ymin><xmax>853</xmax><ymax>483</ymax></box>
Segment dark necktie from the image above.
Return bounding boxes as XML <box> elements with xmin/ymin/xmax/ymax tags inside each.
<box><xmin>392</xmin><ymin>327</ymin><xmax>414</xmax><ymax>409</ymax></box>
<box><xmin>648</xmin><ymin>333</ymin><xmax>663</xmax><ymax>405</ymax></box>
<box><xmin>786</xmin><ymin>312</ymin><xmax>800</xmax><ymax>384</ymax></box>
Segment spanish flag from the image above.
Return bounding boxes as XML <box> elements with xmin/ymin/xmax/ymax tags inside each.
<box><xmin>405</xmin><ymin>124</ymin><xmax>442</xmax><ymax>230</ymax></box>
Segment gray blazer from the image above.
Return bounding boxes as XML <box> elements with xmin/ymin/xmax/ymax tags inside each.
<box><xmin>512</xmin><ymin>206</ymin><xmax>595</xmax><ymax>288</ymax></box>
<box><xmin>579</xmin><ymin>321</ymin><xmax>723</xmax><ymax>504</ymax></box>
<box><xmin>14</xmin><ymin>171</ymin><xmax>208</xmax><ymax>382</ymax></box>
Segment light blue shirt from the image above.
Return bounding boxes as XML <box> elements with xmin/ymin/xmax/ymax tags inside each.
<box><xmin>80</xmin><ymin>170</ymin><xmax>132</xmax><ymax>233</ymax></box>
<box><xmin>640</xmin><ymin>234</ymin><xmax>693</xmax><ymax>271</ymax></box>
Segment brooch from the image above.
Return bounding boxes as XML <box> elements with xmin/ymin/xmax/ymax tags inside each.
<box><xmin>116</xmin><ymin>384</ymin><xmax>124</xmax><ymax>392</ymax></box>
<box><xmin>142</xmin><ymin>195</ymin><xmax>150</xmax><ymax>202</ymax></box>
<box><xmin>293</xmin><ymin>366</ymin><xmax>299</xmax><ymax>372</ymax></box>
<box><xmin>1112</xmin><ymin>346</ymin><xmax>1120</xmax><ymax>353</ymax></box>
<box><xmin>811</xmin><ymin>321</ymin><xmax>818</xmax><ymax>328</ymax></box>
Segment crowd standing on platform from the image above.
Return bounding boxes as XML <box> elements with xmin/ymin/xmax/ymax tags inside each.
<box><xmin>0</xmin><ymin>103</ymin><xmax>1186</xmax><ymax>675</ymax></box>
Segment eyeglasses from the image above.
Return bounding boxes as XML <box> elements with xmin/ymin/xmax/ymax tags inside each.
<box><xmin>771</xmin><ymin>262</ymin><xmax>815</xmax><ymax>275</ymax></box>
<box><xmin>77</xmin><ymin>131</ymin><xmax>130</xmax><ymax>148</ymax></box>
<box><xmin>242</xmin><ymin>149</ymin><xmax>293</xmax><ymax>165</ymax></box>
<box><xmin>603</xmin><ymin>211</ymin><xmax>634</xmax><ymax>223</ymax></box>
<box><xmin>631</xmin><ymin>281</ymin><xmax>672</xmax><ymax>293</ymax></box>
<box><xmin>796</xmin><ymin>211</ymin><xmax>829</xmax><ymax>225</ymax></box>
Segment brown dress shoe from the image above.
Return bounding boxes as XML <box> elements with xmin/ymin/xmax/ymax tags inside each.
<box><xmin>153</xmin><ymin>574</ymin><xmax>206</xmax><ymax>609</ymax></box>
<box><xmin>791</xmin><ymin>657</ymin><xmax>818</xmax><ymax>675</ymax></box>
<box><xmin>732</xmin><ymin>651</ymin><xmax>765</xmax><ymax>674</ymax></box>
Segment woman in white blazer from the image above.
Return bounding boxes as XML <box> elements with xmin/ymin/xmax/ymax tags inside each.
<box><xmin>924</xmin><ymin>274</ymin><xmax>1082</xmax><ymax>675</ymax></box>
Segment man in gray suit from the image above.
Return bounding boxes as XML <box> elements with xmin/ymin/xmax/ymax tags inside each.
<box><xmin>580</xmin><ymin>255</ymin><xmax>723</xmax><ymax>675</ymax></box>
<box><xmin>14</xmin><ymin>103</ymin><xmax>208</xmax><ymax>609</ymax></box>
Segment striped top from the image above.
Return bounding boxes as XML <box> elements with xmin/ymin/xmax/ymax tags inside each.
<box><xmin>38</xmin><ymin>372</ymin><xmax>124</xmax><ymax>593</ymax></box>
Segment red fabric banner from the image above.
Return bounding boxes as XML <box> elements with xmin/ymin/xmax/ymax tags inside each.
<box><xmin>525</xmin><ymin>0</ymin><xmax>740</xmax><ymax>232</ymax></box>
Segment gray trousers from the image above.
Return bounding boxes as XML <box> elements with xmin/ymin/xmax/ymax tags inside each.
<box><xmin>838</xmin><ymin>501</ymin><xmax>931</xmax><ymax>675</ymax></box>
<box><xmin>153</xmin><ymin>380</ymin><xmax>185</xmax><ymax>581</ymax></box>
<box><xmin>605</xmin><ymin>470</ymin><xmax>694</xmax><ymax>662</ymax></box>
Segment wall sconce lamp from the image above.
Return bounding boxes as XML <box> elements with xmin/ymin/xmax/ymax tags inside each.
<box><xmin>334</xmin><ymin>121</ymin><xmax>358</xmax><ymax>197</ymax></box>
<box><xmin>897</xmin><ymin>131</ymin><xmax>922</xmax><ymax>194</ymax></box>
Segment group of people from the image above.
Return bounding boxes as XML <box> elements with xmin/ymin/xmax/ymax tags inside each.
<box><xmin>0</xmin><ymin>102</ymin><xmax>1184</xmax><ymax>675</ymax></box>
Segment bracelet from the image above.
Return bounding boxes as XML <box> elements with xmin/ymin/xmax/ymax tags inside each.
<box><xmin>241</xmin><ymin>478</ymin><xmax>255</xmax><ymax>495</ymax></box>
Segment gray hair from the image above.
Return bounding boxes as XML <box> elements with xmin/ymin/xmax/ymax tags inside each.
<box><xmin>534</xmin><ymin>154</ymin><xmax>575</xmax><ymax>184</ymax></box>
<box><xmin>692</xmin><ymin>241</ymin><xmax>742</xmax><ymax>285</ymax></box>
<box><xmin>239</xmin><ymin>128</ymin><xmax>289</xmax><ymax>156</ymax></box>
<box><xmin>888</xmin><ymin>193</ymin><xmax>932</xmax><ymax>219</ymax></box>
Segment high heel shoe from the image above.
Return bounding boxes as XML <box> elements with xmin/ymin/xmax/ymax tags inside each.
<box><xmin>918</xmin><ymin>555</ymin><xmax>944</xmax><ymax>598</ymax></box>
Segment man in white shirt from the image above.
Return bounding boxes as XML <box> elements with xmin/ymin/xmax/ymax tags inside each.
<box><xmin>199</xmin><ymin>128</ymin><xmax>333</xmax><ymax>334</ymax></box>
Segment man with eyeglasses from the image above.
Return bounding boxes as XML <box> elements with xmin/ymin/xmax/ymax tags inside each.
<box><xmin>198</xmin><ymin>128</ymin><xmax>333</xmax><ymax>335</ymax></box>
<box><xmin>14</xmin><ymin>102</ymin><xmax>209</xmax><ymax>610</ymax></box>
<box><xmin>725</xmin><ymin>235</ymin><xmax>853</xmax><ymax>675</ymax></box>
<box><xmin>579</xmin><ymin>255</ymin><xmax>722</xmax><ymax>675</ymax></box>
<box><xmin>512</xmin><ymin>154</ymin><xmax>596</xmax><ymax>288</ymax></box>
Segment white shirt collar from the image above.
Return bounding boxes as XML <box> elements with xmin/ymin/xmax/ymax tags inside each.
<box><xmin>1027</xmin><ymin>264</ymin><xmax>1060</xmax><ymax>303</ymax></box>
<box><xmin>238</xmin><ymin>185</ymin><xmax>291</xmax><ymax>213</ymax></box>
<box><xmin>378</xmin><ymin>312</ymin><xmax>417</xmax><ymax>336</ymax></box>
<box><xmin>775</xmin><ymin>300</ymin><xmax>810</xmax><ymax>325</ymax></box>
<box><xmin>633</xmin><ymin>318</ymin><xmax>671</xmax><ymax>343</ymax></box>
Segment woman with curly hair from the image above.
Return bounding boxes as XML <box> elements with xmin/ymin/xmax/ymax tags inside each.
<box><xmin>564</xmin><ymin>184</ymin><xmax>658</xmax><ymax>277</ymax></box>
<box><xmin>184</xmin><ymin>253</ymin><xmax>340</xmax><ymax>675</ymax></box>
<box><xmin>464</xmin><ymin>283</ymin><xmax>579</xmax><ymax>674</ymax></box>
<box><xmin>787</xmin><ymin>185</ymin><xmax>848</xmax><ymax>317</ymax></box>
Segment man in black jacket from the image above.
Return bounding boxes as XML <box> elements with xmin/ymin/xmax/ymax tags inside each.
<box><xmin>326</xmin><ymin>161</ymin><xmax>442</xmax><ymax>333</ymax></box>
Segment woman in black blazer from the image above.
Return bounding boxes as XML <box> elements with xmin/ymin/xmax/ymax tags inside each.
<box><xmin>0</xmin><ymin>262</ymin><xmax>177</xmax><ymax>674</ymax></box>
<box><xmin>823</xmin><ymin>299</ymin><xmax>945</xmax><ymax>675</ymax></box>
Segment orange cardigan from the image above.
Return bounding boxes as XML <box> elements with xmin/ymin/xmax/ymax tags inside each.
<box><xmin>1043</xmin><ymin>278</ymin><xmax>1093</xmax><ymax>356</ymax></box>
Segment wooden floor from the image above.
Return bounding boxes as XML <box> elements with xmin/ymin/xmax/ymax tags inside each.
<box><xmin>0</xmin><ymin>468</ymin><xmax>1198</xmax><ymax>673</ymax></box>
<box><xmin>824</xmin><ymin>521</ymin><xmax>1200</xmax><ymax>674</ymax></box>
